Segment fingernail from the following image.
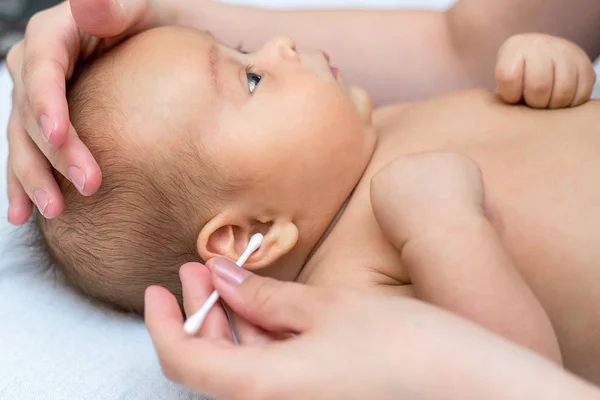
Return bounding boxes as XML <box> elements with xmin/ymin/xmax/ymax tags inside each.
<box><xmin>39</xmin><ymin>115</ymin><xmax>54</xmax><ymax>143</ymax></box>
<box><xmin>209</xmin><ymin>258</ymin><xmax>252</xmax><ymax>286</ymax></box>
<box><xmin>68</xmin><ymin>166</ymin><xmax>86</xmax><ymax>193</ymax></box>
<box><xmin>34</xmin><ymin>190</ymin><xmax>50</xmax><ymax>216</ymax></box>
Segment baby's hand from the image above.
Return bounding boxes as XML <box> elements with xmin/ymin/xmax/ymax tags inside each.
<box><xmin>495</xmin><ymin>33</ymin><xmax>596</xmax><ymax>109</ymax></box>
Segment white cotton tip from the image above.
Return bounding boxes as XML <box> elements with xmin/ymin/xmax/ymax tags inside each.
<box><xmin>236</xmin><ymin>233</ymin><xmax>264</xmax><ymax>267</ymax></box>
<box><xmin>183</xmin><ymin>233</ymin><xmax>264</xmax><ymax>335</ymax></box>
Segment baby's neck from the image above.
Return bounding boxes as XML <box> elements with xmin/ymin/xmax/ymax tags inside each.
<box><xmin>303</xmin><ymin>194</ymin><xmax>352</xmax><ymax>270</ymax></box>
<box><xmin>272</xmin><ymin>126</ymin><xmax>380</xmax><ymax>282</ymax></box>
<box><xmin>295</xmin><ymin>127</ymin><xmax>384</xmax><ymax>283</ymax></box>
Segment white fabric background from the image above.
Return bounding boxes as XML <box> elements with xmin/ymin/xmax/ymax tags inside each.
<box><xmin>0</xmin><ymin>0</ymin><xmax>599</xmax><ymax>399</ymax></box>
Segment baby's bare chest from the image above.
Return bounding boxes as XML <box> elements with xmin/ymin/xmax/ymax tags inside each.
<box><xmin>306</xmin><ymin>92</ymin><xmax>600</xmax><ymax>375</ymax></box>
<box><xmin>373</xmin><ymin>91</ymin><xmax>600</xmax><ymax>268</ymax></box>
<box><xmin>370</xmin><ymin>91</ymin><xmax>600</xmax><ymax>289</ymax></box>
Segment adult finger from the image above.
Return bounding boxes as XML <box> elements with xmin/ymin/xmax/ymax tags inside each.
<box><xmin>21</xmin><ymin>3</ymin><xmax>80</xmax><ymax>149</ymax></box>
<box><xmin>227</xmin><ymin>309</ymin><xmax>279</xmax><ymax>345</ymax></box>
<box><xmin>7</xmin><ymin>100</ymin><xmax>64</xmax><ymax>219</ymax></box>
<box><xmin>6</xmin><ymin>98</ymin><xmax>33</xmax><ymax>225</ymax></box>
<box><xmin>20</xmin><ymin>6</ymin><xmax>103</xmax><ymax>197</ymax></box>
<box><xmin>71</xmin><ymin>0</ymin><xmax>164</xmax><ymax>38</ymax></box>
<box><xmin>207</xmin><ymin>258</ymin><xmax>320</xmax><ymax>334</ymax></box>
<box><xmin>145</xmin><ymin>286</ymin><xmax>268</xmax><ymax>399</ymax></box>
<box><xmin>6</xmin><ymin>159</ymin><xmax>32</xmax><ymax>225</ymax></box>
<box><xmin>18</xmin><ymin>96</ymin><xmax>102</xmax><ymax>198</ymax></box>
<box><xmin>179</xmin><ymin>262</ymin><xmax>233</xmax><ymax>341</ymax></box>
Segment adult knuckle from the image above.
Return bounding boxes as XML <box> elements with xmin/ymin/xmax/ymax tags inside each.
<box><xmin>19</xmin><ymin>164</ymin><xmax>38</xmax><ymax>188</ymax></box>
<box><xmin>6</xmin><ymin>42</ymin><xmax>24</xmax><ymax>76</ymax></box>
<box><xmin>21</xmin><ymin>54</ymin><xmax>41</xmax><ymax>82</ymax></box>
<box><xmin>25</xmin><ymin>12</ymin><xmax>46</xmax><ymax>36</ymax></box>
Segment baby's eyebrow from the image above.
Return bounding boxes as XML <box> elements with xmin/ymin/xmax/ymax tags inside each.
<box><xmin>208</xmin><ymin>44</ymin><xmax>221</xmax><ymax>95</ymax></box>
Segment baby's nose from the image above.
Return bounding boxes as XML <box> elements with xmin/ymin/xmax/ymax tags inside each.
<box><xmin>261</xmin><ymin>36</ymin><xmax>298</xmax><ymax>62</ymax></box>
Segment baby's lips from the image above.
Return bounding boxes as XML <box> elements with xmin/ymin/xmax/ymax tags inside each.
<box><xmin>330</xmin><ymin>66</ymin><xmax>340</xmax><ymax>78</ymax></box>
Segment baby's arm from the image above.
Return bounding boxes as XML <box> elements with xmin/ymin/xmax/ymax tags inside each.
<box><xmin>496</xmin><ymin>34</ymin><xmax>596</xmax><ymax>109</ymax></box>
<box><xmin>370</xmin><ymin>152</ymin><xmax>561</xmax><ymax>364</ymax></box>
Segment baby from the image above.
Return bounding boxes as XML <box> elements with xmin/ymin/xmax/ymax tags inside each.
<box><xmin>38</xmin><ymin>27</ymin><xmax>600</xmax><ymax>382</ymax></box>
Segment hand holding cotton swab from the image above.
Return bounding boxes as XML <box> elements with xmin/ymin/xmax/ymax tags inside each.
<box><xmin>183</xmin><ymin>233</ymin><xmax>264</xmax><ymax>335</ymax></box>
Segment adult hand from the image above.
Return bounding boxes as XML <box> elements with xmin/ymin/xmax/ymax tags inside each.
<box><xmin>145</xmin><ymin>260</ymin><xmax>593</xmax><ymax>400</ymax></box>
<box><xmin>6</xmin><ymin>0</ymin><xmax>175</xmax><ymax>224</ymax></box>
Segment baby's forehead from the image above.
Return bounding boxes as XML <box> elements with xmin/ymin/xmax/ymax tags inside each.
<box><xmin>104</xmin><ymin>27</ymin><xmax>219</xmax><ymax>145</ymax></box>
<box><xmin>122</xmin><ymin>27</ymin><xmax>216</xmax><ymax>74</ymax></box>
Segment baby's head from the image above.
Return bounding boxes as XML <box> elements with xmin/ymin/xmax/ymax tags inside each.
<box><xmin>39</xmin><ymin>27</ymin><xmax>375</xmax><ymax>313</ymax></box>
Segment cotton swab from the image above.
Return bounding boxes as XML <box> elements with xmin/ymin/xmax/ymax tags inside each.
<box><xmin>183</xmin><ymin>233</ymin><xmax>264</xmax><ymax>335</ymax></box>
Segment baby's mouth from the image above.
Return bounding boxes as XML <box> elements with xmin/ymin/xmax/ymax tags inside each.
<box><xmin>321</xmin><ymin>51</ymin><xmax>340</xmax><ymax>78</ymax></box>
<box><xmin>330</xmin><ymin>66</ymin><xmax>340</xmax><ymax>78</ymax></box>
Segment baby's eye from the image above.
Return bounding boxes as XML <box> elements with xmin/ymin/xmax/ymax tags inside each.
<box><xmin>246</xmin><ymin>70</ymin><xmax>262</xmax><ymax>94</ymax></box>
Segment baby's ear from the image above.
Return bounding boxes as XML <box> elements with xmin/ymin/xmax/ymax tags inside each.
<box><xmin>197</xmin><ymin>214</ymin><xmax>298</xmax><ymax>270</ymax></box>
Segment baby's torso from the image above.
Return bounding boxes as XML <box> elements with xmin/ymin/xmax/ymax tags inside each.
<box><xmin>300</xmin><ymin>89</ymin><xmax>600</xmax><ymax>381</ymax></box>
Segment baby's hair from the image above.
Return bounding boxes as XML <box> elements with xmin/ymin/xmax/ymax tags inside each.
<box><xmin>36</xmin><ymin>43</ymin><xmax>234</xmax><ymax>314</ymax></box>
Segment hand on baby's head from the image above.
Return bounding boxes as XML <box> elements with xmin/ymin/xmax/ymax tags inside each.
<box><xmin>38</xmin><ymin>28</ymin><xmax>232</xmax><ymax>312</ymax></box>
<box><xmin>38</xmin><ymin>27</ymin><xmax>375</xmax><ymax>313</ymax></box>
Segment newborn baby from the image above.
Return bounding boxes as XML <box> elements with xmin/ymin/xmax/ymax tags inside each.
<box><xmin>39</xmin><ymin>27</ymin><xmax>600</xmax><ymax>381</ymax></box>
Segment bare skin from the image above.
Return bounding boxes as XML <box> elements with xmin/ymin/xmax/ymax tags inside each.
<box><xmin>298</xmin><ymin>84</ymin><xmax>600</xmax><ymax>383</ymax></box>
<box><xmin>149</xmin><ymin>29</ymin><xmax>598</xmax><ymax>382</ymax></box>
<box><xmin>13</xmin><ymin>24</ymin><xmax>600</xmax><ymax>384</ymax></box>
<box><xmin>6</xmin><ymin>0</ymin><xmax>600</xmax><ymax>224</ymax></box>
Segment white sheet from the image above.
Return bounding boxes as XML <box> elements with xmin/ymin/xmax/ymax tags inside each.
<box><xmin>1</xmin><ymin>1</ymin><xmax>599</xmax><ymax>398</ymax></box>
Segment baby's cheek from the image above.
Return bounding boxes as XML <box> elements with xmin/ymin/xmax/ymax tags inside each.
<box><xmin>347</xmin><ymin>85</ymin><xmax>373</xmax><ymax>125</ymax></box>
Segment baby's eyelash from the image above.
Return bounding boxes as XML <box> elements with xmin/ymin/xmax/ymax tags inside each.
<box><xmin>245</xmin><ymin>64</ymin><xmax>256</xmax><ymax>74</ymax></box>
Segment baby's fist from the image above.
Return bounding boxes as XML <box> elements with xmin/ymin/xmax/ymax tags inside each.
<box><xmin>495</xmin><ymin>33</ymin><xmax>596</xmax><ymax>109</ymax></box>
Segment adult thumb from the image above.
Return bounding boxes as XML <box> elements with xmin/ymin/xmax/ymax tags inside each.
<box><xmin>206</xmin><ymin>258</ymin><xmax>317</xmax><ymax>334</ymax></box>
<box><xmin>70</xmin><ymin>0</ymin><xmax>163</xmax><ymax>38</ymax></box>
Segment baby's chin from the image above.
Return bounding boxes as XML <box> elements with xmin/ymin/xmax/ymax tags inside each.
<box><xmin>348</xmin><ymin>85</ymin><xmax>373</xmax><ymax>125</ymax></box>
